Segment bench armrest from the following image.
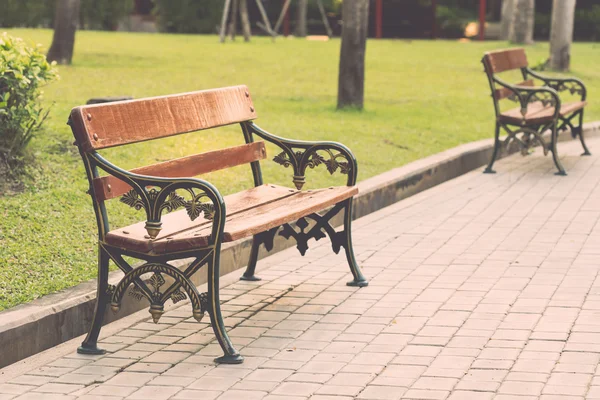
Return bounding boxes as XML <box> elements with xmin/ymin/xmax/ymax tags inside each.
<box><xmin>525</xmin><ymin>68</ymin><xmax>586</xmax><ymax>101</ymax></box>
<box><xmin>89</xmin><ymin>152</ymin><xmax>226</xmax><ymax>240</ymax></box>
<box><xmin>494</xmin><ymin>76</ymin><xmax>562</xmax><ymax>119</ymax></box>
<box><xmin>248</xmin><ymin>122</ymin><xmax>357</xmax><ymax>189</ymax></box>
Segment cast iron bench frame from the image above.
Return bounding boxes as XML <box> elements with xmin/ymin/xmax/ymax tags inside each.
<box><xmin>482</xmin><ymin>48</ymin><xmax>589</xmax><ymax>175</ymax></box>
<box><xmin>69</xmin><ymin>85</ymin><xmax>368</xmax><ymax>364</ymax></box>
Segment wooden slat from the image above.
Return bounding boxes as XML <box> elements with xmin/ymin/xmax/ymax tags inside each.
<box><xmin>494</xmin><ymin>79</ymin><xmax>535</xmax><ymax>100</ymax></box>
<box><xmin>484</xmin><ymin>48</ymin><xmax>528</xmax><ymax>74</ymax></box>
<box><xmin>104</xmin><ymin>184</ymin><xmax>358</xmax><ymax>254</ymax></box>
<box><xmin>104</xmin><ymin>184</ymin><xmax>301</xmax><ymax>252</ymax></box>
<box><xmin>70</xmin><ymin>85</ymin><xmax>257</xmax><ymax>152</ymax></box>
<box><xmin>499</xmin><ymin>100</ymin><xmax>587</xmax><ymax>125</ymax></box>
<box><xmin>93</xmin><ymin>142</ymin><xmax>267</xmax><ymax>201</ymax></box>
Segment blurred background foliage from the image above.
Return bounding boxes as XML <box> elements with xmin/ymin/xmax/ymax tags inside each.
<box><xmin>1</xmin><ymin>0</ymin><xmax>599</xmax><ymax>40</ymax></box>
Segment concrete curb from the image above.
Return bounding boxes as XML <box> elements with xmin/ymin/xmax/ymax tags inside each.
<box><xmin>2</xmin><ymin>121</ymin><xmax>599</xmax><ymax>368</ymax></box>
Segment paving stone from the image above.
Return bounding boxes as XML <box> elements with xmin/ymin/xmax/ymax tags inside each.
<box><xmin>402</xmin><ymin>388</ymin><xmax>450</xmax><ymax>399</ymax></box>
<box><xmin>86</xmin><ymin>385</ymin><xmax>137</xmax><ymax>397</ymax></box>
<box><xmin>285</xmin><ymin>373</ymin><xmax>332</xmax><ymax>383</ymax></box>
<box><xmin>125</xmin><ymin>385</ymin><xmax>181</xmax><ymax>399</ymax></box>
<box><xmin>103</xmin><ymin>372</ymin><xmax>157</xmax><ymax>387</ymax></box>
<box><xmin>298</xmin><ymin>361</ymin><xmax>346</xmax><ymax>374</ymax></box>
<box><xmin>0</xmin><ymin>385</ymin><xmax>34</xmax><ymax>396</ymax></box>
<box><xmin>245</xmin><ymin>369</ymin><xmax>293</xmax><ymax>382</ymax></box>
<box><xmin>187</xmin><ymin>376</ymin><xmax>239</xmax><ymax>391</ymax></box>
<box><xmin>52</xmin><ymin>373</ymin><xmax>110</xmax><ymax>385</ymax></box>
<box><xmin>27</xmin><ymin>366</ymin><xmax>75</xmax><ymax>377</ymax></box>
<box><xmin>11</xmin><ymin>394</ymin><xmax>76</xmax><ymax>400</ymax></box>
<box><xmin>357</xmin><ymin>385</ymin><xmax>406</xmax><ymax>399</ymax></box>
<box><xmin>76</xmin><ymin>395</ymin><xmax>123</xmax><ymax>400</ymax></box>
<box><xmin>8</xmin><ymin>375</ymin><xmax>53</xmax><ymax>386</ymax></box>
<box><xmin>498</xmin><ymin>381</ymin><xmax>544</xmax><ymax>396</ymax></box>
<box><xmin>171</xmin><ymin>389</ymin><xmax>221</xmax><ymax>399</ymax></box>
<box><xmin>314</xmin><ymin>384</ymin><xmax>364</xmax><ymax>397</ymax></box>
<box><xmin>271</xmin><ymin>382</ymin><xmax>321</xmax><ymax>396</ymax></box>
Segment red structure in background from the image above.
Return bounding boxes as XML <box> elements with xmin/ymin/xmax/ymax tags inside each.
<box><xmin>375</xmin><ymin>0</ymin><xmax>383</xmax><ymax>39</ymax></box>
<box><xmin>479</xmin><ymin>0</ymin><xmax>486</xmax><ymax>40</ymax></box>
<box><xmin>373</xmin><ymin>0</ymin><xmax>487</xmax><ymax>40</ymax></box>
<box><xmin>283</xmin><ymin>5</ymin><xmax>290</xmax><ymax>36</ymax></box>
<box><xmin>431</xmin><ymin>0</ymin><xmax>437</xmax><ymax>38</ymax></box>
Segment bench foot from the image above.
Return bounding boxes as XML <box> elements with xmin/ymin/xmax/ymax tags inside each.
<box><xmin>240</xmin><ymin>232</ymin><xmax>276</xmax><ymax>282</ymax></box>
<box><xmin>347</xmin><ymin>278</ymin><xmax>369</xmax><ymax>287</ymax></box>
<box><xmin>582</xmin><ymin>151</ymin><xmax>592</xmax><ymax>156</ymax></box>
<box><xmin>215</xmin><ymin>354</ymin><xmax>244</xmax><ymax>364</ymax></box>
<box><xmin>240</xmin><ymin>274</ymin><xmax>261</xmax><ymax>282</ymax></box>
<box><xmin>77</xmin><ymin>344</ymin><xmax>106</xmax><ymax>355</ymax></box>
<box><xmin>555</xmin><ymin>171</ymin><xmax>567</xmax><ymax>176</ymax></box>
<box><xmin>483</xmin><ymin>168</ymin><xmax>496</xmax><ymax>174</ymax></box>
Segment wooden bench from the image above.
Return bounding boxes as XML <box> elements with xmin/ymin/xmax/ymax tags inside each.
<box><xmin>482</xmin><ymin>48</ymin><xmax>589</xmax><ymax>175</ymax></box>
<box><xmin>68</xmin><ymin>86</ymin><xmax>368</xmax><ymax>364</ymax></box>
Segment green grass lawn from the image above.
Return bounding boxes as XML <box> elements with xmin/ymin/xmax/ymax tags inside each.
<box><xmin>1</xmin><ymin>29</ymin><xmax>600</xmax><ymax>311</ymax></box>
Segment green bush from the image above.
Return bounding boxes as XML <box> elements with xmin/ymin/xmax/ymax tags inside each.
<box><xmin>154</xmin><ymin>0</ymin><xmax>222</xmax><ymax>34</ymax></box>
<box><xmin>0</xmin><ymin>33</ymin><xmax>59</xmax><ymax>161</ymax></box>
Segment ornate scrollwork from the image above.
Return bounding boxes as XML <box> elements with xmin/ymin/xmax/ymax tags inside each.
<box><xmin>170</xmin><ymin>288</ymin><xmax>187</xmax><ymax>304</ymax></box>
<box><xmin>111</xmin><ymin>263</ymin><xmax>209</xmax><ymax>323</ymax></box>
<box><xmin>529</xmin><ymin>91</ymin><xmax>557</xmax><ymax>108</ymax></box>
<box><xmin>553</xmin><ymin>81</ymin><xmax>583</xmax><ymax>96</ymax></box>
<box><xmin>149</xmin><ymin>272</ymin><xmax>165</xmax><ymax>293</ymax></box>
<box><xmin>120</xmin><ymin>190</ymin><xmax>145</xmax><ymax>210</ymax></box>
<box><xmin>105</xmin><ymin>284</ymin><xmax>116</xmax><ymax>298</ymax></box>
<box><xmin>507</xmin><ymin>90</ymin><xmax>557</xmax><ymax>109</ymax></box>
<box><xmin>275</xmin><ymin>205</ymin><xmax>346</xmax><ymax>256</ymax></box>
<box><xmin>273</xmin><ymin>148</ymin><xmax>351</xmax><ymax>190</ymax></box>
<box><xmin>120</xmin><ymin>187</ymin><xmax>214</xmax><ymax>222</ymax></box>
<box><xmin>273</xmin><ymin>149</ymin><xmax>350</xmax><ymax>176</ymax></box>
<box><xmin>500</xmin><ymin>126</ymin><xmax>549</xmax><ymax>157</ymax></box>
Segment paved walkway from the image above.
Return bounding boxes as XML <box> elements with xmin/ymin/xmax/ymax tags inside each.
<box><xmin>3</xmin><ymin>136</ymin><xmax>600</xmax><ymax>400</ymax></box>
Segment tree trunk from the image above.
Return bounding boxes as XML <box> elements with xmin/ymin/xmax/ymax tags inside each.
<box><xmin>47</xmin><ymin>0</ymin><xmax>80</xmax><ymax>65</ymax></box>
<box><xmin>509</xmin><ymin>0</ymin><xmax>534</xmax><ymax>44</ymax></box>
<box><xmin>500</xmin><ymin>0</ymin><xmax>515</xmax><ymax>40</ymax></box>
<box><xmin>337</xmin><ymin>0</ymin><xmax>369</xmax><ymax>110</ymax></box>
<box><xmin>228</xmin><ymin>0</ymin><xmax>239</xmax><ymax>40</ymax></box>
<box><xmin>549</xmin><ymin>0</ymin><xmax>576</xmax><ymax>71</ymax></box>
<box><xmin>295</xmin><ymin>0</ymin><xmax>308</xmax><ymax>37</ymax></box>
<box><xmin>239</xmin><ymin>0</ymin><xmax>251</xmax><ymax>42</ymax></box>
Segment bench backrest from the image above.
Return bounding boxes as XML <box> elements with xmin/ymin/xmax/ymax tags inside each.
<box><xmin>482</xmin><ymin>48</ymin><xmax>528</xmax><ymax>74</ymax></box>
<box><xmin>70</xmin><ymin>85</ymin><xmax>264</xmax><ymax>201</ymax></box>
<box><xmin>482</xmin><ymin>48</ymin><xmax>532</xmax><ymax>101</ymax></box>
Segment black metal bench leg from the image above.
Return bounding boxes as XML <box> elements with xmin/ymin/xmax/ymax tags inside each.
<box><xmin>576</xmin><ymin>110</ymin><xmax>591</xmax><ymax>156</ymax></box>
<box><xmin>78</xmin><ymin>246</ymin><xmax>109</xmax><ymax>355</ymax></box>
<box><xmin>342</xmin><ymin>198</ymin><xmax>368</xmax><ymax>287</ymax></box>
<box><xmin>551</xmin><ymin>124</ymin><xmax>567</xmax><ymax>176</ymax></box>
<box><xmin>209</xmin><ymin>248</ymin><xmax>244</xmax><ymax>365</ymax></box>
<box><xmin>484</xmin><ymin>122</ymin><xmax>501</xmax><ymax>174</ymax></box>
<box><xmin>240</xmin><ymin>235</ymin><xmax>262</xmax><ymax>281</ymax></box>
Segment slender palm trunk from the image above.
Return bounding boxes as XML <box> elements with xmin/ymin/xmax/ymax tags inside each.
<box><xmin>549</xmin><ymin>0</ymin><xmax>576</xmax><ymax>71</ymax></box>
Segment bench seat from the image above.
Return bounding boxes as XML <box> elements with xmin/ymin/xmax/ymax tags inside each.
<box><xmin>499</xmin><ymin>100</ymin><xmax>587</xmax><ymax>125</ymax></box>
<box><xmin>105</xmin><ymin>184</ymin><xmax>358</xmax><ymax>254</ymax></box>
